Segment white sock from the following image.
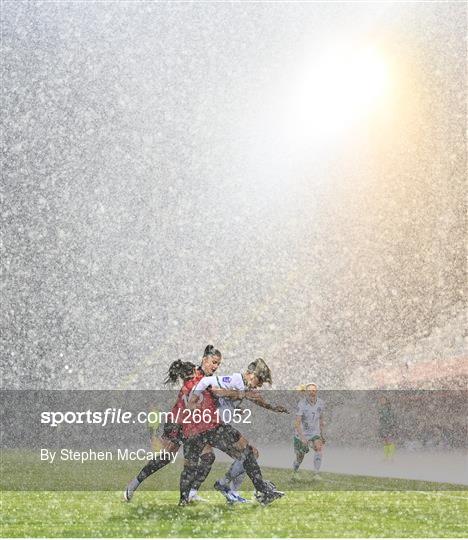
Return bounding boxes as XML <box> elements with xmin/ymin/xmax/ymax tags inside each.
<box><xmin>128</xmin><ymin>477</ymin><xmax>140</xmax><ymax>491</ymax></box>
<box><xmin>314</xmin><ymin>452</ymin><xmax>322</xmax><ymax>472</ymax></box>
<box><xmin>230</xmin><ymin>471</ymin><xmax>246</xmax><ymax>492</ymax></box>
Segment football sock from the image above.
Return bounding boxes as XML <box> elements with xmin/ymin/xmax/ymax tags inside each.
<box><xmin>136</xmin><ymin>456</ymin><xmax>171</xmax><ymax>483</ymax></box>
<box><xmin>230</xmin><ymin>472</ymin><xmax>246</xmax><ymax>492</ymax></box>
<box><xmin>314</xmin><ymin>452</ymin><xmax>322</xmax><ymax>472</ymax></box>
<box><xmin>229</xmin><ymin>461</ymin><xmax>247</xmax><ymax>492</ymax></box>
<box><xmin>190</xmin><ymin>452</ymin><xmax>215</xmax><ymax>491</ymax></box>
<box><xmin>219</xmin><ymin>458</ymin><xmax>246</xmax><ymax>490</ymax></box>
<box><xmin>241</xmin><ymin>445</ymin><xmax>269</xmax><ymax>493</ymax></box>
<box><xmin>384</xmin><ymin>442</ymin><xmax>396</xmax><ymax>459</ymax></box>
<box><xmin>293</xmin><ymin>452</ymin><xmax>304</xmax><ymax>472</ymax></box>
<box><xmin>180</xmin><ymin>463</ymin><xmax>198</xmax><ymax>501</ymax></box>
<box><xmin>126</xmin><ymin>477</ymin><xmax>140</xmax><ymax>493</ymax></box>
<box><xmin>224</xmin><ymin>458</ymin><xmax>245</xmax><ymax>483</ymax></box>
<box><xmin>384</xmin><ymin>443</ymin><xmax>390</xmax><ymax>458</ymax></box>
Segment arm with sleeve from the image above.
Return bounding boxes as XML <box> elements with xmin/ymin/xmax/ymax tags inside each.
<box><xmin>191</xmin><ymin>373</ymin><xmax>244</xmax><ymax>422</ymax></box>
<box><xmin>192</xmin><ymin>375</ymin><xmax>218</xmax><ymax>396</ymax></box>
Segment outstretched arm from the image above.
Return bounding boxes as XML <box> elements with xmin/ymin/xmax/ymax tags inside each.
<box><xmin>210</xmin><ymin>387</ymin><xmax>246</xmax><ymax>399</ymax></box>
<box><xmin>245</xmin><ymin>391</ymin><xmax>289</xmax><ymax>413</ymax></box>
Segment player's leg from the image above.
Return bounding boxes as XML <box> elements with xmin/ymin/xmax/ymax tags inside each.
<box><xmin>217</xmin><ymin>450</ymin><xmax>250</xmax><ymax>489</ymax></box>
<box><xmin>179</xmin><ymin>434</ymin><xmax>206</xmax><ymax>505</ymax></box>
<box><xmin>228</xmin><ymin>436</ymin><xmax>264</xmax><ymax>493</ymax></box>
<box><xmin>228</xmin><ymin>447</ymin><xmax>258</xmax><ymax>500</ymax></box>
<box><xmin>209</xmin><ymin>425</ymin><xmax>284</xmax><ymax>504</ymax></box>
<box><xmin>292</xmin><ymin>436</ymin><xmax>309</xmax><ymax>474</ymax></box>
<box><xmin>230</xmin><ymin>469</ymin><xmax>247</xmax><ymax>493</ymax></box>
<box><xmin>229</xmin><ymin>464</ymin><xmax>248</xmax><ymax>502</ymax></box>
<box><xmin>188</xmin><ymin>444</ymin><xmax>215</xmax><ymax>501</ymax></box>
<box><xmin>213</xmin><ymin>435</ymin><xmax>248</xmax><ymax>503</ymax></box>
<box><xmin>382</xmin><ymin>435</ymin><xmax>395</xmax><ymax>460</ymax></box>
<box><xmin>218</xmin><ymin>459</ymin><xmax>243</xmax><ymax>487</ymax></box>
<box><xmin>292</xmin><ymin>451</ymin><xmax>305</xmax><ymax>474</ymax></box>
<box><xmin>312</xmin><ymin>436</ymin><xmax>324</xmax><ymax>477</ymax></box>
<box><xmin>383</xmin><ymin>436</ymin><xmax>395</xmax><ymax>460</ymax></box>
<box><xmin>215</xmin><ymin>456</ymin><xmax>249</xmax><ymax>503</ymax></box>
<box><xmin>124</xmin><ymin>436</ymin><xmax>179</xmax><ymax>502</ymax></box>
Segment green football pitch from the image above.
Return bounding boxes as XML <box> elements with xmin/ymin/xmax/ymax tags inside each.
<box><xmin>2</xmin><ymin>465</ymin><xmax>467</xmax><ymax>537</ymax></box>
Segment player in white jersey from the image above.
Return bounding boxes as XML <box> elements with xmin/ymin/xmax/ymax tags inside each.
<box><xmin>191</xmin><ymin>358</ymin><xmax>289</xmax><ymax>503</ymax></box>
<box><xmin>193</xmin><ymin>372</ymin><xmax>246</xmax><ymax>424</ymax></box>
<box><xmin>293</xmin><ymin>383</ymin><xmax>325</xmax><ymax>479</ymax></box>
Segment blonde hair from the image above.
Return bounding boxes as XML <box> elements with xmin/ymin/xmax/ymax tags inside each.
<box><xmin>297</xmin><ymin>382</ymin><xmax>318</xmax><ymax>392</ymax></box>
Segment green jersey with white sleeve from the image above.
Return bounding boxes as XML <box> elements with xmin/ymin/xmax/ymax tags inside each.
<box><xmin>296</xmin><ymin>397</ymin><xmax>325</xmax><ymax>439</ymax></box>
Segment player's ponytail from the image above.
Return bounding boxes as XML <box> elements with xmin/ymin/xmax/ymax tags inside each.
<box><xmin>165</xmin><ymin>359</ymin><xmax>196</xmax><ymax>384</ymax></box>
<box><xmin>203</xmin><ymin>344</ymin><xmax>221</xmax><ymax>358</ymax></box>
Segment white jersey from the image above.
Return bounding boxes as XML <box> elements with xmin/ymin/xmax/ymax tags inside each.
<box><xmin>192</xmin><ymin>373</ymin><xmax>245</xmax><ymax>423</ymax></box>
<box><xmin>296</xmin><ymin>397</ymin><xmax>325</xmax><ymax>438</ymax></box>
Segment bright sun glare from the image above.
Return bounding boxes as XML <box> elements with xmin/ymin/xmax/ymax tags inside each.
<box><xmin>285</xmin><ymin>45</ymin><xmax>390</xmax><ymax>142</ymax></box>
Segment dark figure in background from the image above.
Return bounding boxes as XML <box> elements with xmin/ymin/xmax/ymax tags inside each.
<box><xmin>378</xmin><ymin>395</ymin><xmax>397</xmax><ymax>460</ymax></box>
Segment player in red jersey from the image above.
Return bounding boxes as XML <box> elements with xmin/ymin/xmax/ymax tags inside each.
<box><xmin>179</xmin><ymin>359</ymin><xmax>285</xmax><ymax>506</ymax></box>
<box><xmin>123</xmin><ymin>345</ymin><xmax>221</xmax><ymax>502</ymax></box>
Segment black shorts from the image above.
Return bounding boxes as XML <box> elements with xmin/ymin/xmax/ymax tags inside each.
<box><xmin>183</xmin><ymin>424</ymin><xmax>242</xmax><ymax>462</ymax></box>
<box><xmin>160</xmin><ymin>422</ymin><xmax>184</xmax><ymax>445</ymax></box>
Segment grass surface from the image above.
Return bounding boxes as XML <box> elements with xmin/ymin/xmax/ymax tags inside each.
<box><xmin>2</xmin><ymin>466</ymin><xmax>467</xmax><ymax>537</ymax></box>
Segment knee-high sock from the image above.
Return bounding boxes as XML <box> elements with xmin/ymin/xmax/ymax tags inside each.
<box><xmin>190</xmin><ymin>452</ymin><xmax>215</xmax><ymax>491</ymax></box>
<box><xmin>293</xmin><ymin>452</ymin><xmax>305</xmax><ymax>472</ymax></box>
<box><xmin>180</xmin><ymin>462</ymin><xmax>199</xmax><ymax>501</ymax></box>
<box><xmin>384</xmin><ymin>443</ymin><xmax>395</xmax><ymax>459</ymax></box>
<box><xmin>314</xmin><ymin>452</ymin><xmax>322</xmax><ymax>472</ymax></box>
<box><xmin>230</xmin><ymin>469</ymin><xmax>246</xmax><ymax>492</ymax></box>
<box><xmin>225</xmin><ymin>458</ymin><xmax>247</xmax><ymax>491</ymax></box>
<box><xmin>241</xmin><ymin>445</ymin><xmax>269</xmax><ymax>493</ymax></box>
<box><xmin>136</xmin><ymin>457</ymin><xmax>171</xmax><ymax>484</ymax></box>
<box><xmin>219</xmin><ymin>458</ymin><xmax>245</xmax><ymax>487</ymax></box>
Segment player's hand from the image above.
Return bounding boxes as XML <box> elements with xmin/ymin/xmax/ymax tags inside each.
<box><xmin>301</xmin><ymin>436</ymin><xmax>308</xmax><ymax>445</ymax></box>
<box><xmin>274</xmin><ymin>406</ymin><xmax>289</xmax><ymax>413</ymax></box>
<box><xmin>245</xmin><ymin>390</ymin><xmax>264</xmax><ymax>402</ymax></box>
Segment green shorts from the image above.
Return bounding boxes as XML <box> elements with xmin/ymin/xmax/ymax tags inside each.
<box><xmin>294</xmin><ymin>435</ymin><xmax>321</xmax><ymax>454</ymax></box>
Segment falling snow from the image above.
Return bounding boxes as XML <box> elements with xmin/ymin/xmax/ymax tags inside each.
<box><xmin>2</xmin><ymin>2</ymin><xmax>466</xmax><ymax>390</ymax></box>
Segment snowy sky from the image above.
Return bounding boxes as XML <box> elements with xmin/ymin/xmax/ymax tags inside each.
<box><xmin>2</xmin><ymin>1</ymin><xmax>466</xmax><ymax>389</ymax></box>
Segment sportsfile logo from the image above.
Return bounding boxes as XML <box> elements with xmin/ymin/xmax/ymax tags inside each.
<box><xmin>40</xmin><ymin>408</ymin><xmax>175</xmax><ymax>427</ymax></box>
<box><xmin>40</xmin><ymin>407</ymin><xmax>253</xmax><ymax>427</ymax></box>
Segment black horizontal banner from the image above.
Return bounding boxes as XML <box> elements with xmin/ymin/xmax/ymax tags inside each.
<box><xmin>1</xmin><ymin>390</ymin><xmax>466</xmax><ymax>491</ymax></box>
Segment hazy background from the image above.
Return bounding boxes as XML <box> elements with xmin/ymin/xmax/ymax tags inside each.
<box><xmin>2</xmin><ymin>2</ymin><xmax>466</xmax><ymax>390</ymax></box>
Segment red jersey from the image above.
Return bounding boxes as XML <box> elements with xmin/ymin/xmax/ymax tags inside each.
<box><xmin>170</xmin><ymin>369</ymin><xmax>203</xmax><ymax>421</ymax></box>
<box><xmin>172</xmin><ymin>368</ymin><xmax>219</xmax><ymax>438</ymax></box>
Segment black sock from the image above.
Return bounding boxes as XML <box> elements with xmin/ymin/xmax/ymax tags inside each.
<box><xmin>179</xmin><ymin>463</ymin><xmax>198</xmax><ymax>501</ymax></box>
<box><xmin>242</xmin><ymin>445</ymin><xmax>268</xmax><ymax>492</ymax></box>
<box><xmin>191</xmin><ymin>452</ymin><xmax>215</xmax><ymax>491</ymax></box>
<box><xmin>136</xmin><ymin>457</ymin><xmax>171</xmax><ymax>483</ymax></box>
